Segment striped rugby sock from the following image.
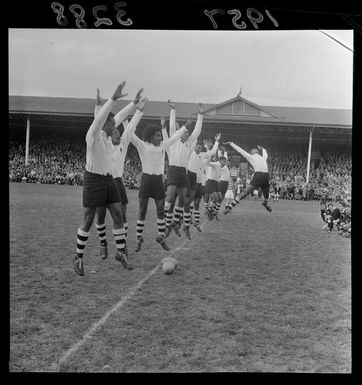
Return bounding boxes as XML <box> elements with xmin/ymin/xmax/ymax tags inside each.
<box><xmin>157</xmin><ymin>218</ymin><xmax>166</xmax><ymax>237</ymax></box>
<box><xmin>95</xmin><ymin>223</ymin><xmax>107</xmax><ymax>246</ymax></box>
<box><xmin>124</xmin><ymin>222</ymin><xmax>128</xmax><ymax>241</ymax></box>
<box><xmin>183</xmin><ymin>209</ymin><xmax>191</xmax><ymax>229</ymax></box>
<box><xmin>76</xmin><ymin>228</ymin><xmax>89</xmax><ymax>258</ymax></box>
<box><xmin>136</xmin><ymin>220</ymin><xmax>145</xmax><ymax>239</ymax></box>
<box><xmin>194</xmin><ymin>210</ymin><xmax>200</xmax><ymax>226</ymax></box>
<box><xmin>216</xmin><ymin>201</ymin><xmax>221</xmax><ymax>211</ymax></box>
<box><xmin>230</xmin><ymin>198</ymin><xmax>240</xmax><ymax>208</ymax></box>
<box><xmin>173</xmin><ymin>206</ymin><xmax>183</xmax><ymax>224</ymax></box>
<box><xmin>208</xmin><ymin>201</ymin><xmax>217</xmax><ymax>214</ymax></box>
<box><xmin>165</xmin><ymin>212</ymin><xmax>173</xmax><ymax>227</ymax></box>
<box><xmin>113</xmin><ymin>227</ymin><xmax>126</xmax><ymax>254</ymax></box>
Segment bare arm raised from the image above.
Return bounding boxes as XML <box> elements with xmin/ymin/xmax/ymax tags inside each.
<box><xmin>114</xmin><ymin>88</ymin><xmax>143</xmax><ymax>128</ymax></box>
<box><xmin>86</xmin><ymin>81</ymin><xmax>127</xmax><ymax>143</ymax></box>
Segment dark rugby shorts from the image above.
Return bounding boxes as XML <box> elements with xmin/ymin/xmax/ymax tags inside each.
<box><xmin>114</xmin><ymin>177</ymin><xmax>128</xmax><ymax>205</ymax></box>
<box><xmin>218</xmin><ymin>181</ymin><xmax>229</xmax><ymax>196</ymax></box>
<box><xmin>139</xmin><ymin>173</ymin><xmax>166</xmax><ymax>200</ymax></box>
<box><xmin>167</xmin><ymin>165</ymin><xmax>188</xmax><ymax>188</ymax></box>
<box><xmin>82</xmin><ymin>170</ymin><xmax>121</xmax><ymax>208</ymax></box>
<box><xmin>187</xmin><ymin>170</ymin><xmax>198</xmax><ymax>191</ymax></box>
<box><xmin>249</xmin><ymin>172</ymin><xmax>270</xmax><ymax>189</ymax></box>
<box><xmin>194</xmin><ymin>183</ymin><xmax>204</xmax><ymax>199</ymax></box>
<box><xmin>205</xmin><ymin>179</ymin><xmax>220</xmax><ymax>195</ymax></box>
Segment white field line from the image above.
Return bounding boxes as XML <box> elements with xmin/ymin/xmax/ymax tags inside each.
<box><xmin>49</xmin><ymin>219</ymin><xmax>209</xmax><ymax>372</ymax></box>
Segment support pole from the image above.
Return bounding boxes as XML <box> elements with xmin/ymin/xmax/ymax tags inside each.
<box><xmin>306</xmin><ymin>127</ymin><xmax>313</xmax><ymax>184</ymax></box>
<box><xmin>25</xmin><ymin>117</ymin><xmax>30</xmax><ymax>166</ymax></box>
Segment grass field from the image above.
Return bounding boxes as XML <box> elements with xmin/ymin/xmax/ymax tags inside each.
<box><xmin>9</xmin><ymin>182</ymin><xmax>351</xmax><ymax>373</ymax></box>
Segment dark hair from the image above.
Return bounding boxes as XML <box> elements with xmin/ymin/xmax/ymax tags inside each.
<box><xmin>143</xmin><ymin>124</ymin><xmax>162</xmax><ymax>142</ymax></box>
<box><xmin>219</xmin><ymin>156</ymin><xmax>226</xmax><ymax>161</ymax></box>
<box><xmin>196</xmin><ymin>140</ymin><xmax>203</xmax><ymax>146</ymax></box>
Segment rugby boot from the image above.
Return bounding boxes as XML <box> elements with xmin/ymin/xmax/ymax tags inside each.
<box><xmin>135</xmin><ymin>236</ymin><xmax>144</xmax><ymax>252</ymax></box>
<box><xmin>156</xmin><ymin>235</ymin><xmax>170</xmax><ymax>251</ymax></box>
<box><xmin>207</xmin><ymin>209</ymin><xmax>214</xmax><ymax>220</ymax></box>
<box><xmin>194</xmin><ymin>223</ymin><xmax>202</xmax><ymax>232</ymax></box>
<box><xmin>183</xmin><ymin>226</ymin><xmax>191</xmax><ymax>240</ymax></box>
<box><xmin>165</xmin><ymin>225</ymin><xmax>173</xmax><ymax>238</ymax></box>
<box><xmin>262</xmin><ymin>201</ymin><xmax>272</xmax><ymax>212</ymax></box>
<box><xmin>73</xmin><ymin>256</ymin><xmax>84</xmax><ymax>276</ymax></box>
<box><xmin>100</xmin><ymin>241</ymin><xmax>108</xmax><ymax>260</ymax></box>
<box><xmin>115</xmin><ymin>250</ymin><xmax>133</xmax><ymax>270</ymax></box>
<box><xmin>223</xmin><ymin>206</ymin><xmax>232</xmax><ymax>215</ymax></box>
<box><xmin>171</xmin><ymin>221</ymin><xmax>181</xmax><ymax>237</ymax></box>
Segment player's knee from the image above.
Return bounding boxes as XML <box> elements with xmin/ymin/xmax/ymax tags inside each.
<box><xmin>83</xmin><ymin>210</ymin><xmax>95</xmax><ymax>229</ymax></box>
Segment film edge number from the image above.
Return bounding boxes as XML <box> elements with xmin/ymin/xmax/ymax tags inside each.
<box><xmin>50</xmin><ymin>2</ymin><xmax>133</xmax><ymax>28</ymax></box>
<box><xmin>204</xmin><ymin>8</ymin><xmax>279</xmax><ymax>29</ymax></box>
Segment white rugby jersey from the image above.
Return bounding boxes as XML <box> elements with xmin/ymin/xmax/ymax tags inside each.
<box><xmin>206</xmin><ymin>161</ymin><xmax>221</xmax><ymax>181</ymax></box>
<box><xmin>220</xmin><ymin>165</ymin><xmax>230</xmax><ymax>182</ymax></box>
<box><xmin>187</xmin><ymin>140</ymin><xmax>219</xmax><ymax>174</ymax></box>
<box><xmin>168</xmin><ymin>113</ymin><xmax>203</xmax><ymax>168</ymax></box>
<box><xmin>199</xmin><ymin>158</ymin><xmax>209</xmax><ymax>185</ymax></box>
<box><xmin>131</xmin><ymin>126</ymin><xmax>187</xmax><ymax>176</ymax></box>
<box><xmin>110</xmin><ymin>109</ymin><xmax>144</xmax><ymax>178</ymax></box>
<box><xmin>230</xmin><ymin>143</ymin><xmax>268</xmax><ymax>173</ymax></box>
<box><xmin>86</xmin><ymin>98</ymin><xmax>128</xmax><ymax>175</ymax></box>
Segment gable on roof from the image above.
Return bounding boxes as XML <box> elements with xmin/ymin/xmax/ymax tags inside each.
<box><xmin>204</xmin><ymin>95</ymin><xmax>278</xmax><ymax>118</ymax></box>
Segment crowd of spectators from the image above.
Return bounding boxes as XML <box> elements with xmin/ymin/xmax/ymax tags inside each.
<box><xmin>9</xmin><ymin>136</ymin><xmax>351</xmax><ymax>204</ymax></box>
<box><xmin>9</xmin><ymin>136</ymin><xmax>142</xmax><ymax>188</ymax></box>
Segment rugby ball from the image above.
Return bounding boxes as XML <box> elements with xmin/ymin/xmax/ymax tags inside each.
<box><xmin>162</xmin><ymin>256</ymin><xmax>179</xmax><ymax>267</ymax></box>
<box><xmin>162</xmin><ymin>260</ymin><xmax>175</xmax><ymax>275</ymax></box>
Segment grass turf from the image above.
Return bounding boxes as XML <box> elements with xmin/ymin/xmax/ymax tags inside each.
<box><xmin>9</xmin><ymin>183</ymin><xmax>351</xmax><ymax>372</ymax></box>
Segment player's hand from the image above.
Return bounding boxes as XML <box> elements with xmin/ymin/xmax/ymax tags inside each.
<box><xmin>257</xmin><ymin>145</ymin><xmax>263</xmax><ymax>150</ymax></box>
<box><xmin>184</xmin><ymin>118</ymin><xmax>193</xmax><ymax>129</ymax></box>
<box><xmin>160</xmin><ymin>115</ymin><xmax>166</xmax><ymax>128</ymax></box>
<box><xmin>96</xmin><ymin>88</ymin><xmax>103</xmax><ymax>105</ymax></box>
<box><xmin>168</xmin><ymin>99</ymin><xmax>175</xmax><ymax>109</ymax></box>
<box><xmin>223</xmin><ymin>142</ymin><xmax>232</xmax><ymax>146</ymax></box>
<box><xmin>136</xmin><ymin>97</ymin><xmax>148</xmax><ymax>112</ymax></box>
<box><xmin>198</xmin><ymin>103</ymin><xmax>205</xmax><ymax>114</ymax></box>
<box><xmin>215</xmin><ymin>133</ymin><xmax>221</xmax><ymax>142</ymax></box>
<box><xmin>133</xmin><ymin>88</ymin><xmax>144</xmax><ymax>104</ymax></box>
<box><xmin>122</xmin><ymin>119</ymin><xmax>129</xmax><ymax>128</ymax></box>
<box><xmin>111</xmin><ymin>81</ymin><xmax>128</xmax><ymax>101</ymax></box>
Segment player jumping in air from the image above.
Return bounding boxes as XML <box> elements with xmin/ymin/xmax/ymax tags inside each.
<box><xmin>163</xmin><ymin>101</ymin><xmax>205</xmax><ymax>239</ymax></box>
<box><xmin>223</xmin><ymin>143</ymin><xmax>272</xmax><ymax>214</ymax></box>
<box><xmin>93</xmin><ymin>87</ymin><xmax>145</xmax><ymax>260</ymax></box>
<box><xmin>74</xmin><ymin>81</ymin><xmax>133</xmax><ymax>276</ymax></box>
<box><xmin>130</xmin><ymin>111</ymin><xmax>190</xmax><ymax>252</ymax></box>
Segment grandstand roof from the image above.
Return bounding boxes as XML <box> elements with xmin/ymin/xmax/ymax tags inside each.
<box><xmin>9</xmin><ymin>94</ymin><xmax>352</xmax><ymax>129</ymax></box>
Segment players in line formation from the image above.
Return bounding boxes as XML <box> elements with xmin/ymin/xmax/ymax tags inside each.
<box><xmin>73</xmin><ymin>82</ymin><xmax>272</xmax><ymax>276</ymax></box>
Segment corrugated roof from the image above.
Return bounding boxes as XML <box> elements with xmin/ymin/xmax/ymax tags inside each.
<box><xmin>9</xmin><ymin>95</ymin><xmax>352</xmax><ymax>128</ymax></box>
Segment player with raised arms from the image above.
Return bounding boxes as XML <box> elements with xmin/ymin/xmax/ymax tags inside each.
<box><xmin>74</xmin><ymin>81</ymin><xmax>133</xmax><ymax>276</ymax></box>
<box><xmin>93</xmin><ymin>87</ymin><xmax>146</xmax><ymax>260</ymax></box>
<box><xmin>183</xmin><ymin>133</ymin><xmax>221</xmax><ymax>235</ymax></box>
<box><xmin>130</xmin><ymin>111</ymin><xmax>189</xmax><ymax>252</ymax></box>
<box><xmin>223</xmin><ymin>143</ymin><xmax>272</xmax><ymax>214</ymax></box>
<box><xmin>163</xmin><ymin>101</ymin><xmax>204</xmax><ymax>238</ymax></box>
